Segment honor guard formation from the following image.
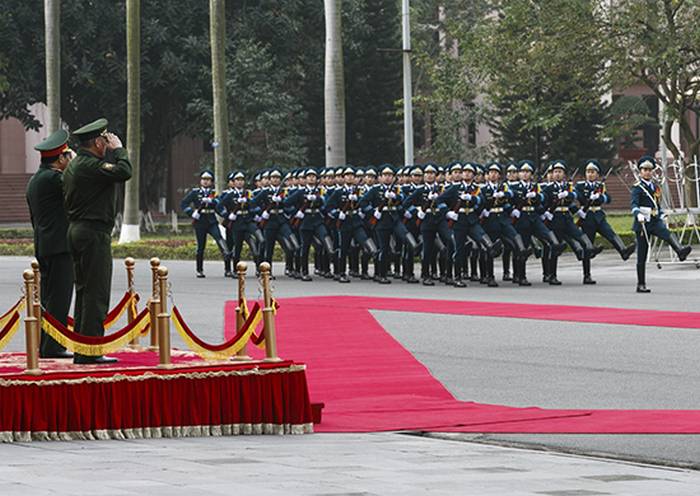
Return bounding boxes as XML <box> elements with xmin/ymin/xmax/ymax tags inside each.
<box><xmin>181</xmin><ymin>157</ymin><xmax>693</xmax><ymax>293</ymax></box>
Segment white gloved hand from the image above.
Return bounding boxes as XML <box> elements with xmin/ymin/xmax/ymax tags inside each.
<box><xmin>358</xmin><ymin>211</ymin><xmax>366</xmax><ymax>219</ymax></box>
<box><xmin>428</xmin><ymin>192</ymin><xmax>438</xmax><ymax>200</ymax></box>
<box><xmin>480</xmin><ymin>209</ymin><xmax>490</xmax><ymax>218</ymax></box>
<box><xmin>261</xmin><ymin>211</ymin><xmax>270</xmax><ymax>220</ymax></box>
<box><xmin>228</xmin><ymin>212</ymin><xmax>237</xmax><ymax>221</ymax></box>
<box><xmin>459</xmin><ymin>192</ymin><xmax>472</xmax><ymax>202</ymax></box>
<box><xmin>446</xmin><ymin>211</ymin><xmax>459</xmax><ymax>221</ymax></box>
<box><xmin>557</xmin><ymin>191</ymin><xmax>569</xmax><ymax>199</ymax></box>
<box><xmin>637</xmin><ymin>212</ymin><xmax>645</xmax><ymax>223</ymax></box>
<box><xmin>511</xmin><ymin>209</ymin><xmax>521</xmax><ymax>219</ymax></box>
<box><xmin>191</xmin><ymin>211</ymin><xmax>201</xmax><ymax>220</ymax></box>
<box><xmin>576</xmin><ymin>209</ymin><xmax>586</xmax><ymax>219</ymax></box>
<box><xmin>494</xmin><ymin>191</ymin><xmax>505</xmax><ymax>199</ymax></box>
<box><xmin>306</xmin><ymin>194</ymin><xmax>317</xmax><ymax>201</ymax></box>
<box><xmin>271</xmin><ymin>195</ymin><xmax>282</xmax><ymax>203</ymax></box>
<box><xmin>417</xmin><ymin>209</ymin><xmax>426</xmax><ymax>220</ymax></box>
<box><xmin>338</xmin><ymin>211</ymin><xmax>347</xmax><ymax>221</ymax></box>
<box><xmin>348</xmin><ymin>194</ymin><xmax>358</xmax><ymax>201</ymax></box>
<box><xmin>404</xmin><ymin>210</ymin><xmax>412</xmax><ymax>219</ymax></box>
<box><xmin>295</xmin><ymin>210</ymin><xmax>305</xmax><ymax>219</ymax></box>
<box><xmin>545</xmin><ymin>211</ymin><xmax>554</xmax><ymax>221</ymax></box>
<box><xmin>237</xmin><ymin>197</ymin><xmax>247</xmax><ymax>204</ymax></box>
<box><xmin>201</xmin><ymin>197</ymin><xmax>213</xmax><ymax>204</ymax></box>
<box><xmin>526</xmin><ymin>191</ymin><xmax>537</xmax><ymax>199</ymax></box>
<box><xmin>590</xmin><ymin>193</ymin><xmax>600</xmax><ymax>201</ymax></box>
<box><xmin>384</xmin><ymin>191</ymin><xmax>396</xmax><ymax>200</ymax></box>
<box><xmin>373</xmin><ymin>209</ymin><xmax>382</xmax><ymax>220</ymax></box>
<box><xmin>253</xmin><ymin>215</ymin><xmax>262</xmax><ymax>223</ymax></box>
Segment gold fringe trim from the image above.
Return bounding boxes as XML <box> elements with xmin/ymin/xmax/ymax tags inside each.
<box><xmin>0</xmin><ymin>423</ymin><xmax>313</xmax><ymax>443</ymax></box>
<box><xmin>0</xmin><ymin>314</ymin><xmax>21</xmax><ymax>351</ymax></box>
<box><xmin>0</xmin><ymin>363</ymin><xmax>306</xmax><ymax>387</ymax></box>
<box><xmin>0</xmin><ymin>298</ymin><xmax>24</xmax><ymax>328</ymax></box>
<box><xmin>41</xmin><ymin>311</ymin><xmax>150</xmax><ymax>356</ymax></box>
<box><xmin>172</xmin><ymin>307</ymin><xmax>263</xmax><ymax>360</ymax></box>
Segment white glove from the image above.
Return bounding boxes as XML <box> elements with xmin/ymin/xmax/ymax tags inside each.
<box><xmin>271</xmin><ymin>195</ymin><xmax>282</xmax><ymax>203</ymax></box>
<box><xmin>306</xmin><ymin>194</ymin><xmax>317</xmax><ymax>201</ymax></box>
<box><xmin>428</xmin><ymin>192</ymin><xmax>438</xmax><ymax>200</ymax></box>
<box><xmin>576</xmin><ymin>209</ymin><xmax>586</xmax><ymax>219</ymax></box>
<box><xmin>228</xmin><ymin>212</ymin><xmax>237</xmax><ymax>221</ymax></box>
<box><xmin>261</xmin><ymin>211</ymin><xmax>270</xmax><ymax>220</ymax></box>
<box><xmin>404</xmin><ymin>210</ymin><xmax>412</xmax><ymax>219</ymax></box>
<box><xmin>253</xmin><ymin>215</ymin><xmax>262</xmax><ymax>223</ymax></box>
<box><xmin>338</xmin><ymin>211</ymin><xmax>346</xmax><ymax>221</ymax></box>
<box><xmin>358</xmin><ymin>211</ymin><xmax>366</xmax><ymax>219</ymax></box>
<box><xmin>446</xmin><ymin>211</ymin><xmax>459</xmax><ymax>221</ymax></box>
<box><xmin>417</xmin><ymin>209</ymin><xmax>426</xmax><ymax>220</ymax></box>
<box><xmin>191</xmin><ymin>211</ymin><xmax>201</xmax><ymax>220</ymax></box>
<box><xmin>526</xmin><ymin>191</ymin><xmax>537</xmax><ymax>199</ymax></box>
<box><xmin>295</xmin><ymin>210</ymin><xmax>305</xmax><ymax>219</ymax></box>
<box><xmin>348</xmin><ymin>194</ymin><xmax>358</xmax><ymax>201</ymax></box>
<box><xmin>459</xmin><ymin>192</ymin><xmax>472</xmax><ymax>202</ymax></box>
<box><xmin>557</xmin><ymin>191</ymin><xmax>569</xmax><ymax>199</ymax></box>
<box><xmin>637</xmin><ymin>212</ymin><xmax>645</xmax><ymax>223</ymax></box>
<box><xmin>544</xmin><ymin>211</ymin><xmax>554</xmax><ymax>221</ymax></box>
<box><xmin>373</xmin><ymin>209</ymin><xmax>382</xmax><ymax>220</ymax></box>
<box><xmin>201</xmin><ymin>197</ymin><xmax>213</xmax><ymax>204</ymax></box>
<box><xmin>237</xmin><ymin>197</ymin><xmax>247</xmax><ymax>204</ymax></box>
<box><xmin>384</xmin><ymin>191</ymin><xmax>396</xmax><ymax>200</ymax></box>
<box><xmin>494</xmin><ymin>191</ymin><xmax>505</xmax><ymax>199</ymax></box>
<box><xmin>590</xmin><ymin>193</ymin><xmax>600</xmax><ymax>201</ymax></box>
<box><xmin>480</xmin><ymin>209</ymin><xmax>490</xmax><ymax>219</ymax></box>
<box><xmin>511</xmin><ymin>209</ymin><xmax>521</xmax><ymax>219</ymax></box>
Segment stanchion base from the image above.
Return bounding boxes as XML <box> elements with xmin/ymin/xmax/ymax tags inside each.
<box><xmin>264</xmin><ymin>357</ymin><xmax>283</xmax><ymax>363</ymax></box>
<box><xmin>232</xmin><ymin>355</ymin><xmax>252</xmax><ymax>361</ymax></box>
<box><xmin>157</xmin><ymin>363</ymin><xmax>175</xmax><ymax>369</ymax></box>
<box><xmin>23</xmin><ymin>368</ymin><xmax>42</xmax><ymax>376</ymax></box>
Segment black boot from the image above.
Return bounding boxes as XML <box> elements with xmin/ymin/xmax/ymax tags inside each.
<box><xmin>668</xmin><ymin>234</ymin><xmax>692</xmax><ymax>262</ymax></box>
<box><xmin>518</xmin><ymin>259</ymin><xmax>531</xmax><ymax>286</ymax></box>
<box><xmin>582</xmin><ymin>258</ymin><xmax>596</xmax><ymax>284</ymax></box>
<box><xmin>502</xmin><ymin>248</ymin><xmax>512</xmax><ymax>281</ymax></box>
<box><xmin>196</xmin><ymin>253</ymin><xmax>205</xmax><ymax>278</ymax></box>
<box><xmin>611</xmin><ymin>234</ymin><xmax>636</xmax><ymax>261</ymax></box>
<box><xmin>549</xmin><ymin>256</ymin><xmax>562</xmax><ymax>285</ymax></box>
<box><xmin>636</xmin><ymin>264</ymin><xmax>650</xmax><ymax>293</ymax></box>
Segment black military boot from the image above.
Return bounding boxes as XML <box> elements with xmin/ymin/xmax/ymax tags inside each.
<box><xmin>548</xmin><ymin>256</ymin><xmax>562</xmax><ymax>285</ymax></box>
<box><xmin>610</xmin><ymin>234</ymin><xmax>636</xmax><ymax>261</ymax></box>
<box><xmin>582</xmin><ymin>258</ymin><xmax>596</xmax><ymax>284</ymax></box>
<box><xmin>518</xmin><ymin>259</ymin><xmax>531</xmax><ymax>286</ymax></box>
<box><xmin>636</xmin><ymin>264</ymin><xmax>650</xmax><ymax>293</ymax></box>
<box><xmin>486</xmin><ymin>258</ymin><xmax>499</xmax><ymax>287</ymax></box>
<box><xmin>196</xmin><ymin>253</ymin><xmax>205</xmax><ymax>278</ymax></box>
<box><xmin>502</xmin><ymin>248</ymin><xmax>512</xmax><ymax>281</ymax></box>
<box><xmin>546</xmin><ymin>232</ymin><xmax>566</xmax><ymax>257</ymax></box>
<box><xmin>668</xmin><ymin>235</ymin><xmax>692</xmax><ymax>262</ymax></box>
<box><xmin>470</xmin><ymin>255</ymin><xmax>480</xmax><ymax>281</ymax></box>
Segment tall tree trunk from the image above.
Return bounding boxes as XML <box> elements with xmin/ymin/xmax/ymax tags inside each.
<box><xmin>44</xmin><ymin>0</ymin><xmax>60</xmax><ymax>133</ymax></box>
<box><xmin>210</xmin><ymin>0</ymin><xmax>231</xmax><ymax>191</ymax></box>
<box><xmin>119</xmin><ymin>0</ymin><xmax>141</xmax><ymax>243</ymax></box>
<box><xmin>324</xmin><ymin>0</ymin><xmax>346</xmax><ymax>167</ymax></box>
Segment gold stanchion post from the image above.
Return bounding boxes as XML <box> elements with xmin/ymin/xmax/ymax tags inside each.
<box><xmin>149</xmin><ymin>257</ymin><xmax>160</xmax><ymax>350</ymax></box>
<box><xmin>234</xmin><ymin>261</ymin><xmax>251</xmax><ymax>360</ymax></box>
<box><xmin>259</xmin><ymin>262</ymin><xmax>281</xmax><ymax>362</ymax></box>
<box><xmin>22</xmin><ymin>270</ymin><xmax>41</xmax><ymax>375</ymax></box>
<box><xmin>31</xmin><ymin>260</ymin><xmax>41</xmax><ymax>307</ymax></box>
<box><xmin>125</xmin><ymin>257</ymin><xmax>141</xmax><ymax>349</ymax></box>
<box><xmin>157</xmin><ymin>266</ymin><xmax>172</xmax><ymax>367</ymax></box>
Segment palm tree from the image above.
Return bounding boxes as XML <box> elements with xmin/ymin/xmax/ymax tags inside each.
<box><xmin>324</xmin><ymin>0</ymin><xmax>346</xmax><ymax>167</ymax></box>
<box><xmin>119</xmin><ymin>0</ymin><xmax>141</xmax><ymax>243</ymax></box>
<box><xmin>210</xmin><ymin>0</ymin><xmax>231</xmax><ymax>191</ymax></box>
<box><xmin>44</xmin><ymin>0</ymin><xmax>60</xmax><ymax>133</ymax></box>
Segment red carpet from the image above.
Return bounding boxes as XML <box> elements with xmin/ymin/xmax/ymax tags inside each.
<box><xmin>225</xmin><ymin>296</ymin><xmax>700</xmax><ymax>433</ymax></box>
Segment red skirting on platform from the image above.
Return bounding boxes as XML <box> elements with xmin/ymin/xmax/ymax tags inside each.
<box><xmin>0</xmin><ymin>351</ymin><xmax>313</xmax><ymax>443</ymax></box>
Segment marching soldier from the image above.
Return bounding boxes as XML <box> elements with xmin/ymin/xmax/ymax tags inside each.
<box><xmin>63</xmin><ymin>118</ymin><xmax>132</xmax><ymax>364</ymax></box>
<box><xmin>180</xmin><ymin>170</ymin><xmax>231</xmax><ymax>278</ymax></box>
<box><xmin>218</xmin><ymin>171</ymin><xmax>261</xmax><ymax>277</ymax></box>
<box><xmin>26</xmin><ymin>129</ymin><xmax>74</xmax><ymax>359</ymax></box>
<box><xmin>574</xmin><ymin>160</ymin><xmax>636</xmax><ymax>284</ymax></box>
<box><xmin>631</xmin><ymin>156</ymin><xmax>692</xmax><ymax>293</ymax></box>
<box><xmin>284</xmin><ymin>168</ymin><xmax>334</xmax><ymax>281</ymax></box>
<box><xmin>501</xmin><ymin>163</ymin><xmax>520</xmax><ymax>281</ymax></box>
<box><xmin>359</xmin><ymin>167</ymin><xmax>378</xmax><ymax>279</ymax></box>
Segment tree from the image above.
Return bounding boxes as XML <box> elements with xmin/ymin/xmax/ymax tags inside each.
<box><xmin>119</xmin><ymin>0</ymin><xmax>141</xmax><ymax>243</ymax></box>
<box><xmin>44</xmin><ymin>0</ymin><xmax>60</xmax><ymax>133</ymax></box>
<box><xmin>209</xmin><ymin>0</ymin><xmax>231</xmax><ymax>191</ymax></box>
<box><xmin>324</xmin><ymin>0</ymin><xmax>347</xmax><ymax>167</ymax></box>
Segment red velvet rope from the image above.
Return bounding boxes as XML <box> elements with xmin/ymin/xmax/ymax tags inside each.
<box><xmin>0</xmin><ymin>299</ymin><xmax>22</xmax><ymax>322</ymax></box>
<box><xmin>248</xmin><ymin>300</ymin><xmax>279</xmax><ymax>346</ymax></box>
<box><xmin>172</xmin><ymin>302</ymin><xmax>261</xmax><ymax>352</ymax></box>
<box><xmin>0</xmin><ymin>312</ymin><xmax>20</xmax><ymax>341</ymax></box>
<box><xmin>43</xmin><ymin>308</ymin><xmax>150</xmax><ymax>345</ymax></box>
<box><xmin>66</xmin><ymin>292</ymin><xmax>137</xmax><ymax>328</ymax></box>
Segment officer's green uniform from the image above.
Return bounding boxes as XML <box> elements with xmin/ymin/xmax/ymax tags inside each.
<box><xmin>62</xmin><ymin>119</ymin><xmax>132</xmax><ymax>358</ymax></box>
<box><xmin>26</xmin><ymin>129</ymin><xmax>74</xmax><ymax>358</ymax></box>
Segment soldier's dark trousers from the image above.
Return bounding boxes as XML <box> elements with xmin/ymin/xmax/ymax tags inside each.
<box><xmin>263</xmin><ymin>222</ymin><xmax>296</xmax><ymax>265</ymax></box>
<box><xmin>336</xmin><ymin>225</ymin><xmax>370</xmax><ymax>276</ymax></box>
<box><xmin>421</xmin><ymin>221</ymin><xmax>455</xmax><ymax>279</ymax></box>
<box><xmin>38</xmin><ymin>253</ymin><xmax>73</xmax><ymax>356</ymax></box>
<box><xmin>634</xmin><ymin>218</ymin><xmax>685</xmax><ymax>284</ymax></box>
<box><xmin>195</xmin><ymin>223</ymin><xmax>228</xmax><ymax>272</ymax></box>
<box><xmin>301</xmin><ymin>224</ymin><xmax>331</xmax><ymax>276</ymax></box>
<box><xmin>68</xmin><ymin>222</ymin><xmax>112</xmax><ymax>339</ymax></box>
<box><xmin>225</xmin><ymin>223</ymin><xmax>259</xmax><ymax>272</ymax></box>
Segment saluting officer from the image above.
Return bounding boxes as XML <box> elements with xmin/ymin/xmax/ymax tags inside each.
<box><xmin>63</xmin><ymin>118</ymin><xmax>132</xmax><ymax>364</ymax></box>
<box><xmin>26</xmin><ymin>129</ymin><xmax>74</xmax><ymax>359</ymax></box>
<box><xmin>631</xmin><ymin>156</ymin><xmax>692</xmax><ymax>293</ymax></box>
<box><xmin>180</xmin><ymin>170</ymin><xmax>231</xmax><ymax>278</ymax></box>
<box><xmin>574</xmin><ymin>160</ymin><xmax>636</xmax><ymax>284</ymax></box>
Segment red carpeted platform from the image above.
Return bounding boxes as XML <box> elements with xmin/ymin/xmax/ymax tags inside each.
<box><xmin>0</xmin><ymin>350</ymin><xmax>313</xmax><ymax>442</ymax></box>
<box><xmin>224</xmin><ymin>296</ymin><xmax>700</xmax><ymax>433</ymax></box>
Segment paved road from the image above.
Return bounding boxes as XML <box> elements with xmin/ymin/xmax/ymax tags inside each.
<box><xmin>1</xmin><ymin>251</ymin><xmax>699</xmax><ymax>479</ymax></box>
